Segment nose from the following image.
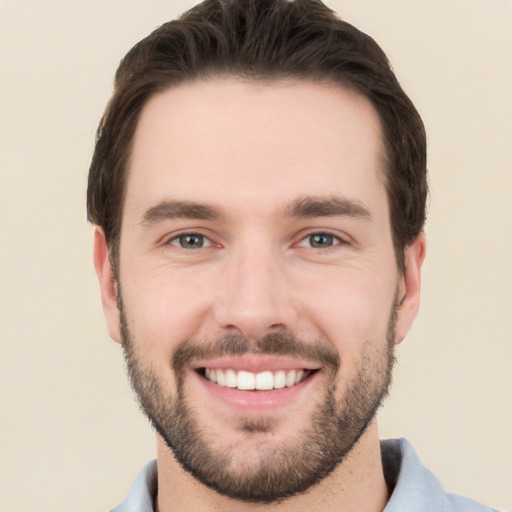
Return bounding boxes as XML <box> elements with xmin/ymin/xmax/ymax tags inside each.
<box><xmin>214</xmin><ymin>243</ymin><xmax>298</xmax><ymax>340</ymax></box>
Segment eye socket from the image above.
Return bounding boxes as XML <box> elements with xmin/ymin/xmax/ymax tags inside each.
<box><xmin>298</xmin><ymin>232</ymin><xmax>342</xmax><ymax>249</ymax></box>
<box><xmin>168</xmin><ymin>233</ymin><xmax>212</xmax><ymax>249</ymax></box>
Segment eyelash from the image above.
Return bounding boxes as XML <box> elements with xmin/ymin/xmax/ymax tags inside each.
<box><xmin>165</xmin><ymin>231</ymin><xmax>346</xmax><ymax>251</ymax></box>
<box><xmin>167</xmin><ymin>232</ymin><xmax>213</xmax><ymax>249</ymax></box>
<box><xmin>297</xmin><ymin>232</ymin><xmax>345</xmax><ymax>250</ymax></box>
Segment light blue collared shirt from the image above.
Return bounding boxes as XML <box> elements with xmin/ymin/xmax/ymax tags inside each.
<box><xmin>110</xmin><ymin>438</ymin><xmax>500</xmax><ymax>511</ymax></box>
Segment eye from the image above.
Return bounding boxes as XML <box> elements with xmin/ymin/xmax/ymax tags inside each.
<box><xmin>298</xmin><ymin>232</ymin><xmax>341</xmax><ymax>249</ymax></box>
<box><xmin>169</xmin><ymin>233</ymin><xmax>212</xmax><ymax>249</ymax></box>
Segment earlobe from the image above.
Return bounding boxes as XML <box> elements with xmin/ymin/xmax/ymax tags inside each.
<box><xmin>395</xmin><ymin>232</ymin><xmax>426</xmax><ymax>344</ymax></box>
<box><xmin>93</xmin><ymin>227</ymin><xmax>122</xmax><ymax>343</ymax></box>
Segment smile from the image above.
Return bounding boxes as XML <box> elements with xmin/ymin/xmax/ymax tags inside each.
<box><xmin>202</xmin><ymin>368</ymin><xmax>312</xmax><ymax>390</ymax></box>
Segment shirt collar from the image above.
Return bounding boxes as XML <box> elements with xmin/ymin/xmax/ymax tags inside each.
<box><xmin>382</xmin><ymin>437</ymin><xmax>448</xmax><ymax>511</ymax></box>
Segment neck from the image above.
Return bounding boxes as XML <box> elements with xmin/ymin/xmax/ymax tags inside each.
<box><xmin>155</xmin><ymin>421</ymin><xmax>389</xmax><ymax>512</ymax></box>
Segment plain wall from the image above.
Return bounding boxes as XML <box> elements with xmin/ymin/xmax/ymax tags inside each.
<box><xmin>0</xmin><ymin>1</ymin><xmax>510</xmax><ymax>510</ymax></box>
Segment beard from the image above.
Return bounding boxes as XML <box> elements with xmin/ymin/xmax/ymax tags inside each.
<box><xmin>120</xmin><ymin>299</ymin><xmax>397</xmax><ymax>503</ymax></box>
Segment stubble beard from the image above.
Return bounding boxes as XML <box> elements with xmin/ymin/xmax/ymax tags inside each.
<box><xmin>120</xmin><ymin>301</ymin><xmax>397</xmax><ymax>503</ymax></box>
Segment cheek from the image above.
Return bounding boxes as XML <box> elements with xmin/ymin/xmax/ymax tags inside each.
<box><xmin>120</xmin><ymin>264</ymin><xmax>216</xmax><ymax>354</ymax></box>
<box><xmin>296</xmin><ymin>268</ymin><xmax>396</xmax><ymax>356</ymax></box>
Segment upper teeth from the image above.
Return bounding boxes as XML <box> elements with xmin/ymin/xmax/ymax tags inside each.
<box><xmin>204</xmin><ymin>368</ymin><xmax>309</xmax><ymax>390</ymax></box>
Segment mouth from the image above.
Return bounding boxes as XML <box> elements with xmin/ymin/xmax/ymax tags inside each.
<box><xmin>191</xmin><ymin>355</ymin><xmax>323</xmax><ymax>409</ymax></box>
<box><xmin>199</xmin><ymin>367</ymin><xmax>315</xmax><ymax>391</ymax></box>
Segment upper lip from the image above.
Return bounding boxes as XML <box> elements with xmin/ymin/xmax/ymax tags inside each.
<box><xmin>191</xmin><ymin>355</ymin><xmax>322</xmax><ymax>373</ymax></box>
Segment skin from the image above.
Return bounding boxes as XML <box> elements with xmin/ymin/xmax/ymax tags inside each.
<box><xmin>94</xmin><ymin>78</ymin><xmax>425</xmax><ymax>512</ymax></box>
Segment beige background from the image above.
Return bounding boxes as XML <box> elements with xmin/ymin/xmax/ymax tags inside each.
<box><xmin>0</xmin><ymin>1</ymin><xmax>510</xmax><ymax>511</ymax></box>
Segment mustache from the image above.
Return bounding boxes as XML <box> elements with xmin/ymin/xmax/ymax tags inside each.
<box><xmin>172</xmin><ymin>331</ymin><xmax>340</xmax><ymax>374</ymax></box>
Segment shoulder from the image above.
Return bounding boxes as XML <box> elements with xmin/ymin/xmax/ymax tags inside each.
<box><xmin>445</xmin><ymin>492</ymin><xmax>503</xmax><ymax>512</ymax></box>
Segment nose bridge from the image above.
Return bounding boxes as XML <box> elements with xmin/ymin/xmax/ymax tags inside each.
<box><xmin>214</xmin><ymin>236</ymin><xmax>293</xmax><ymax>338</ymax></box>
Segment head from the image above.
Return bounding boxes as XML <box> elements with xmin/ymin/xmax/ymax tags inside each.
<box><xmin>87</xmin><ymin>0</ymin><xmax>427</xmax><ymax>273</ymax></box>
<box><xmin>89</xmin><ymin>0</ymin><xmax>427</xmax><ymax>504</ymax></box>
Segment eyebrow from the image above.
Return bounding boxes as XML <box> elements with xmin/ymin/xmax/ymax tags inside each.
<box><xmin>139</xmin><ymin>195</ymin><xmax>371</xmax><ymax>228</ymax></box>
<box><xmin>140</xmin><ymin>200</ymin><xmax>223</xmax><ymax>226</ymax></box>
<box><xmin>284</xmin><ymin>195</ymin><xmax>372</xmax><ymax>220</ymax></box>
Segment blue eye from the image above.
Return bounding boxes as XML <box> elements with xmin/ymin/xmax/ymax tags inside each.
<box><xmin>170</xmin><ymin>233</ymin><xmax>210</xmax><ymax>249</ymax></box>
<box><xmin>299</xmin><ymin>233</ymin><xmax>340</xmax><ymax>248</ymax></box>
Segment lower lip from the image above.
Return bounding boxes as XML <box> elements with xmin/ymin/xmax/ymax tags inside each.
<box><xmin>192</xmin><ymin>370</ymin><xmax>318</xmax><ymax>411</ymax></box>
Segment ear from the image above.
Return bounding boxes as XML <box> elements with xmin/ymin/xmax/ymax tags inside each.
<box><xmin>93</xmin><ymin>227</ymin><xmax>122</xmax><ymax>343</ymax></box>
<box><xmin>395</xmin><ymin>232</ymin><xmax>426</xmax><ymax>344</ymax></box>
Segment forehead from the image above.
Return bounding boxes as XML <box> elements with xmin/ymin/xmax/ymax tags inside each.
<box><xmin>125</xmin><ymin>78</ymin><xmax>387</xmax><ymax>221</ymax></box>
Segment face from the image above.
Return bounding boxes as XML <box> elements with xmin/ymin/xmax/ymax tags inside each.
<box><xmin>95</xmin><ymin>78</ymin><xmax>424</xmax><ymax>502</ymax></box>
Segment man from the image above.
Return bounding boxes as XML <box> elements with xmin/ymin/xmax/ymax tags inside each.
<box><xmin>87</xmin><ymin>0</ymin><xmax>499</xmax><ymax>511</ymax></box>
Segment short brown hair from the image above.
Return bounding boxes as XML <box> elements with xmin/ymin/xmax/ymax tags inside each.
<box><xmin>87</xmin><ymin>0</ymin><xmax>427</xmax><ymax>271</ymax></box>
